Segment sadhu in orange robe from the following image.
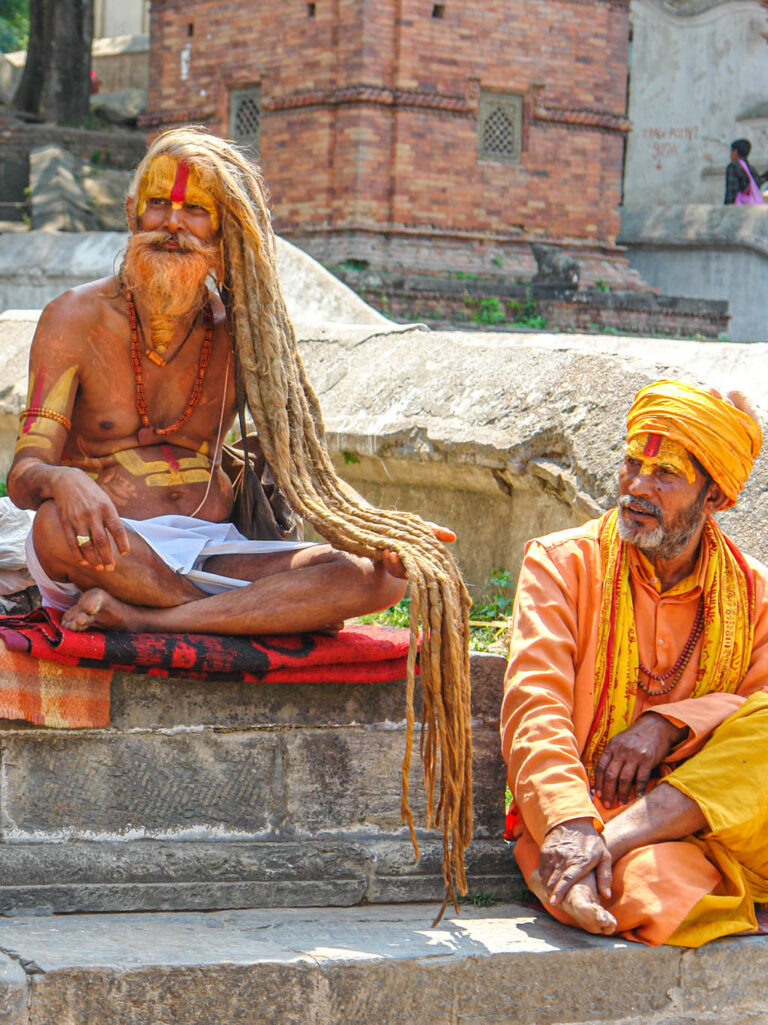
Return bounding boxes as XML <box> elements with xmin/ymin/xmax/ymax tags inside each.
<box><xmin>501</xmin><ymin>515</ymin><xmax>768</xmax><ymax>947</ymax></box>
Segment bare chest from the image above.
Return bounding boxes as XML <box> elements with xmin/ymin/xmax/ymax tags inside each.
<box><xmin>68</xmin><ymin>331</ymin><xmax>233</xmax><ymax>455</ymax></box>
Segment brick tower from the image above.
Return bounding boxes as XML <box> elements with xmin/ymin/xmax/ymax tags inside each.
<box><xmin>144</xmin><ymin>1</ymin><xmax>631</xmax><ymax>282</ymax></box>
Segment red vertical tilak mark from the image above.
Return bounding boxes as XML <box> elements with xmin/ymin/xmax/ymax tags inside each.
<box><xmin>644</xmin><ymin>433</ymin><xmax>661</xmax><ymax>457</ymax></box>
<box><xmin>170</xmin><ymin>161</ymin><xmax>190</xmax><ymax>204</ymax></box>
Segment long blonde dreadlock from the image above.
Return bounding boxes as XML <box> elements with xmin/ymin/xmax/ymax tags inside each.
<box><xmin>127</xmin><ymin>126</ymin><xmax>473</xmax><ymax>913</ymax></box>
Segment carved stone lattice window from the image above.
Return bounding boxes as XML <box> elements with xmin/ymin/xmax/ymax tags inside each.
<box><xmin>477</xmin><ymin>92</ymin><xmax>523</xmax><ymax>163</ymax></box>
<box><xmin>229</xmin><ymin>87</ymin><xmax>261</xmax><ymax>156</ymax></box>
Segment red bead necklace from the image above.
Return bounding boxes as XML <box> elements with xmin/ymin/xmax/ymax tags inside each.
<box><xmin>637</xmin><ymin>596</ymin><xmax>704</xmax><ymax>696</ymax></box>
<box><xmin>126</xmin><ymin>290</ymin><xmax>213</xmax><ymax>438</ymax></box>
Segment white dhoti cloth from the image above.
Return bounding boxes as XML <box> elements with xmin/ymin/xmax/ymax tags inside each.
<box><xmin>25</xmin><ymin>514</ymin><xmax>315</xmax><ymax>611</ymax></box>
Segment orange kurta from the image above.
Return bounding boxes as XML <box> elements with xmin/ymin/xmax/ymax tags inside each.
<box><xmin>501</xmin><ymin>516</ymin><xmax>768</xmax><ymax>945</ymax></box>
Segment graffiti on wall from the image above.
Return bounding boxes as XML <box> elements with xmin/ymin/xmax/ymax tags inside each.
<box><xmin>642</xmin><ymin>125</ymin><xmax>700</xmax><ymax>170</ymax></box>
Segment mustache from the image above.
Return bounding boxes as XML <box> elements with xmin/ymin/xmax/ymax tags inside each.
<box><xmin>618</xmin><ymin>494</ymin><xmax>662</xmax><ymax>520</ymax></box>
<box><xmin>131</xmin><ymin>229</ymin><xmax>219</xmax><ymax>257</ymax></box>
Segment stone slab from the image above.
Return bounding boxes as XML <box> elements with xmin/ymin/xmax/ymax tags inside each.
<box><xmin>0</xmin><ymin>838</ymin><xmax>521</xmax><ymax>915</ymax></box>
<box><xmin>0</xmin><ymin>720</ymin><xmax>504</xmax><ymax>840</ymax></box>
<box><xmin>107</xmin><ymin>654</ymin><xmax>504</xmax><ymax>731</ymax></box>
<box><xmin>0</xmin><ymin>903</ymin><xmax>762</xmax><ymax>1024</ymax></box>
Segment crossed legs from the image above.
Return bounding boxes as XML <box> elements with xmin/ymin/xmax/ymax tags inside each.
<box><xmin>32</xmin><ymin>501</ymin><xmax>407</xmax><ymax>634</ymax></box>
<box><xmin>528</xmin><ymin>784</ymin><xmax>707</xmax><ymax>935</ymax></box>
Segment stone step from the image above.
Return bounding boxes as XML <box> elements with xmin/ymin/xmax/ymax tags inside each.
<box><xmin>0</xmin><ymin>653</ymin><xmax>509</xmax><ymax>913</ymax></box>
<box><xmin>0</xmin><ymin>838</ymin><xmax>524</xmax><ymax>916</ymax></box>
<box><xmin>0</xmin><ymin>903</ymin><xmax>764</xmax><ymax>1024</ymax></box>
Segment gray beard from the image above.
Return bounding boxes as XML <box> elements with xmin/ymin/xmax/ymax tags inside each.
<box><xmin>617</xmin><ymin>487</ymin><xmax>709</xmax><ymax>560</ymax></box>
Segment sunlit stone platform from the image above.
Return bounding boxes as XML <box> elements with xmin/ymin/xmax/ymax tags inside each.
<box><xmin>0</xmin><ymin>903</ymin><xmax>764</xmax><ymax>1024</ymax></box>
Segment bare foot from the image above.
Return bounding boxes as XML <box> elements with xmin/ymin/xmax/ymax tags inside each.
<box><xmin>529</xmin><ymin>868</ymin><xmax>617</xmax><ymax>936</ymax></box>
<box><xmin>315</xmin><ymin>620</ymin><xmax>345</xmax><ymax>637</ymax></box>
<box><xmin>61</xmin><ymin>588</ymin><xmax>146</xmax><ymax>632</ymax></box>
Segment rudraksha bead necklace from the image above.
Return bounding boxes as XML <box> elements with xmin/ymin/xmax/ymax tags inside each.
<box><xmin>126</xmin><ymin>290</ymin><xmax>213</xmax><ymax>437</ymax></box>
<box><xmin>637</xmin><ymin>596</ymin><xmax>704</xmax><ymax>696</ymax></box>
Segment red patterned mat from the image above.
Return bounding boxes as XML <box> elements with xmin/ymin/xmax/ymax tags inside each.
<box><xmin>0</xmin><ymin>608</ymin><xmax>415</xmax><ymax>728</ymax></box>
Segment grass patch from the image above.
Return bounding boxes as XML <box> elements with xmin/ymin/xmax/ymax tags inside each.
<box><xmin>358</xmin><ymin>568</ymin><xmax>513</xmax><ymax>653</ymax></box>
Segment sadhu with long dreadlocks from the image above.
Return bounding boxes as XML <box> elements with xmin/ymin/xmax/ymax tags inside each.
<box><xmin>8</xmin><ymin>126</ymin><xmax>473</xmax><ymax>909</ymax></box>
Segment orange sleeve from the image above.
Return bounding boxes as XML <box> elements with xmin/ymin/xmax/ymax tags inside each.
<box><xmin>653</xmin><ymin>558</ymin><xmax>768</xmax><ymax>761</ymax></box>
<box><xmin>500</xmin><ymin>540</ymin><xmax>601</xmax><ymax>846</ymax></box>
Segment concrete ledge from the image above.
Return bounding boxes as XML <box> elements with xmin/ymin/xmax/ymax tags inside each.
<box><xmin>0</xmin><ymin>903</ymin><xmax>764</xmax><ymax>1024</ymax></box>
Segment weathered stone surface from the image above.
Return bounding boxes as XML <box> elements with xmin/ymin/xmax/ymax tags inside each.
<box><xmin>0</xmin><ymin>956</ymin><xmax>26</xmax><ymax>1025</ymax></box>
<box><xmin>79</xmin><ymin>167</ymin><xmax>133</xmax><ymax>231</ymax></box>
<box><xmin>90</xmin><ymin>88</ymin><xmax>147</xmax><ymax>126</ymax></box>
<box><xmin>29</xmin><ymin>146</ymin><xmax>100</xmax><ymax>232</ymax></box>
<box><xmin>0</xmin><ymin>720</ymin><xmax>503</xmax><ymax>840</ymax></box>
<box><xmin>1</xmin><ymin>730</ymin><xmax>281</xmax><ymax>839</ymax></box>
<box><xmin>620</xmin><ymin>206</ymin><xmax>768</xmax><ymax>342</ymax></box>
<box><xmin>0</xmin><ymin>904</ymin><xmax>761</xmax><ymax>1025</ymax></box>
<box><xmin>0</xmin><ymin>837</ymin><xmax>515</xmax><ymax>914</ymax></box>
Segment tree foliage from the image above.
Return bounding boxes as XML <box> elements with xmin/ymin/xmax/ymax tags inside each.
<box><xmin>0</xmin><ymin>0</ymin><xmax>30</xmax><ymax>52</ymax></box>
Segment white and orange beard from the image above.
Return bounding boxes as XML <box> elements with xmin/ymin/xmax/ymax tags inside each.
<box><xmin>121</xmin><ymin>230</ymin><xmax>223</xmax><ymax>350</ymax></box>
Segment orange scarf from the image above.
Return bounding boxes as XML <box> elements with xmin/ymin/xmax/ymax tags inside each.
<box><xmin>583</xmin><ymin>509</ymin><xmax>755</xmax><ymax>781</ymax></box>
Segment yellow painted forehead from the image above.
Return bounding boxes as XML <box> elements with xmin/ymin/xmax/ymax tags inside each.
<box><xmin>625</xmin><ymin>433</ymin><xmax>697</xmax><ymax>483</ymax></box>
<box><xmin>137</xmin><ymin>155</ymin><xmax>220</xmax><ymax>230</ymax></box>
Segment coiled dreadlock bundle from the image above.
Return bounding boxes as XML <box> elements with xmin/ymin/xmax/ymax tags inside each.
<box><xmin>127</xmin><ymin>127</ymin><xmax>473</xmax><ymax>913</ymax></box>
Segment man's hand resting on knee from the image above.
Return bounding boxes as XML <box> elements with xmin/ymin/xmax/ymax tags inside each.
<box><xmin>594</xmin><ymin>713</ymin><xmax>689</xmax><ymax>809</ymax></box>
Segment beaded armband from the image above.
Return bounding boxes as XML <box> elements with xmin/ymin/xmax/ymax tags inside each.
<box><xmin>19</xmin><ymin>407</ymin><xmax>72</xmax><ymax>431</ymax></box>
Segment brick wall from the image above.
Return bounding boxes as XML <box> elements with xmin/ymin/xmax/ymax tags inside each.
<box><xmin>144</xmin><ymin>0</ymin><xmax>630</xmax><ymax>269</ymax></box>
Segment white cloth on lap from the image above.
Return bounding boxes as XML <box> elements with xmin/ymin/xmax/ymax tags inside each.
<box><xmin>25</xmin><ymin>513</ymin><xmax>315</xmax><ymax>611</ymax></box>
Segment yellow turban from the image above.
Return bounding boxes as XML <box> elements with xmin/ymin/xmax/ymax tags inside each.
<box><xmin>626</xmin><ymin>379</ymin><xmax>762</xmax><ymax>508</ymax></box>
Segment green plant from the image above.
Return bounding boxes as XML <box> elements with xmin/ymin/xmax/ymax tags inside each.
<box><xmin>455</xmin><ymin>270</ymin><xmax>478</xmax><ymax>281</ymax></box>
<box><xmin>472</xmin><ymin>296</ymin><xmax>505</xmax><ymax>326</ymax></box>
<box><xmin>356</xmin><ymin>568</ymin><xmax>514</xmax><ymax>652</ymax></box>
<box><xmin>0</xmin><ymin>479</ymin><xmax>7</xmax><ymax>498</ymax></box>
<box><xmin>341</xmin><ymin>450</ymin><xmax>360</xmax><ymax>466</ymax></box>
<box><xmin>337</xmin><ymin>258</ymin><xmax>369</xmax><ymax>273</ymax></box>
<box><xmin>468</xmin><ymin>568</ymin><xmax>514</xmax><ymax>651</ymax></box>
<box><xmin>491</xmin><ymin>254</ymin><xmax>503</xmax><ymax>269</ymax></box>
<box><xmin>506</xmin><ymin>292</ymin><xmax>547</xmax><ymax>330</ymax></box>
<box><xmin>460</xmin><ymin>892</ymin><xmax>496</xmax><ymax>908</ymax></box>
<box><xmin>594</xmin><ymin>278</ymin><xmax>611</xmax><ymax>293</ymax></box>
<box><xmin>358</xmin><ymin>594</ymin><xmax>411</xmax><ymax>629</ymax></box>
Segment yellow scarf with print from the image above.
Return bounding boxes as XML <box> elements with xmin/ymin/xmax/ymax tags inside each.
<box><xmin>583</xmin><ymin>509</ymin><xmax>755</xmax><ymax>781</ymax></box>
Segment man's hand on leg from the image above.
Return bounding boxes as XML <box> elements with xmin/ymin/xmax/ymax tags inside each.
<box><xmin>595</xmin><ymin>713</ymin><xmax>689</xmax><ymax>808</ymax></box>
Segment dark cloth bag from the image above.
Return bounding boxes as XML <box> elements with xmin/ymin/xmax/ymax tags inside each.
<box><xmin>220</xmin><ymin>433</ymin><xmax>303</xmax><ymax>542</ymax></box>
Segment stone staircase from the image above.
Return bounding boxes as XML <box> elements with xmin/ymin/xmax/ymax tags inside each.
<box><xmin>0</xmin><ymin>650</ymin><xmax>765</xmax><ymax>1022</ymax></box>
<box><xmin>0</xmin><ymin>651</ymin><xmax>515</xmax><ymax>915</ymax></box>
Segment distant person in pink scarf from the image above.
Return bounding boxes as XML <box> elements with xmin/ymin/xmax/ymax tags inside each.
<box><xmin>724</xmin><ymin>138</ymin><xmax>767</xmax><ymax>205</ymax></box>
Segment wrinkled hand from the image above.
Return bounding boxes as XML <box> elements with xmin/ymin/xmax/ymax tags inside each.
<box><xmin>381</xmin><ymin>522</ymin><xmax>456</xmax><ymax>580</ymax></box>
<box><xmin>595</xmin><ymin>713</ymin><xmax>689</xmax><ymax>808</ymax></box>
<box><xmin>538</xmin><ymin>817</ymin><xmax>612</xmax><ymax>905</ymax></box>
<box><xmin>50</xmin><ymin>467</ymin><xmax>130</xmax><ymax>571</ymax></box>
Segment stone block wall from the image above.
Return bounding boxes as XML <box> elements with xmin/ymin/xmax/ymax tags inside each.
<box><xmin>0</xmin><ymin>114</ymin><xmax>147</xmax><ymax>213</ymax></box>
<box><xmin>143</xmin><ymin>0</ymin><xmax>631</xmax><ymax>269</ymax></box>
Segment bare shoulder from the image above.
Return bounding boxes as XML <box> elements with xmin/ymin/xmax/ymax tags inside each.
<box><xmin>35</xmin><ymin>277</ymin><xmax>122</xmax><ymax>338</ymax></box>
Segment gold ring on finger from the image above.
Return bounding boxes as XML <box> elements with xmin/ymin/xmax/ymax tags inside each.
<box><xmin>75</xmin><ymin>534</ymin><xmax>91</xmax><ymax>547</ymax></box>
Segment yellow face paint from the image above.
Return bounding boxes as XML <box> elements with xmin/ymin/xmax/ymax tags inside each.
<box><xmin>137</xmin><ymin>155</ymin><xmax>220</xmax><ymax>231</ymax></box>
<box><xmin>625</xmin><ymin>432</ymin><xmax>697</xmax><ymax>483</ymax></box>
